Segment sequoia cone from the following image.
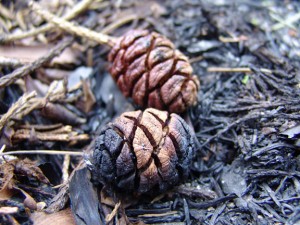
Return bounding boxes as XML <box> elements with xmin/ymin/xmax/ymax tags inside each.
<box><xmin>88</xmin><ymin>108</ymin><xmax>195</xmax><ymax>195</ymax></box>
<box><xmin>108</xmin><ymin>30</ymin><xmax>200</xmax><ymax>114</ymax></box>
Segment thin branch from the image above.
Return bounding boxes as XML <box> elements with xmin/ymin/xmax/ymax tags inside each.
<box><xmin>0</xmin><ymin>38</ymin><xmax>73</xmax><ymax>88</ymax></box>
<box><xmin>0</xmin><ymin>56</ymin><xmax>24</xmax><ymax>67</ymax></box>
<box><xmin>0</xmin><ymin>91</ymin><xmax>37</xmax><ymax>132</ymax></box>
<box><xmin>207</xmin><ymin>67</ymin><xmax>272</xmax><ymax>74</ymax></box>
<box><xmin>62</xmin><ymin>155</ymin><xmax>71</xmax><ymax>183</ymax></box>
<box><xmin>0</xmin><ymin>0</ymin><xmax>95</xmax><ymax>43</ymax></box>
<box><xmin>29</xmin><ymin>1</ymin><xmax>116</xmax><ymax>47</ymax></box>
<box><xmin>219</xmin><ymin>35</ymin><xmax>248</xmax><ymax>43</ymax></box>
<box><xmin>105</xmin><ymin>201</ymin><xmax>121</xmax><ymax>223</ymax></box>
<box><xmin>0</xmin><ymin>150</ymin><xmax>83</xmax><ymax>156</ymax></box>
<box><xmin>0</xmin><ymin>145</ymin><xmax>6</xmax><ymax>153</ymax></box>
<box><xmin>13</xmin><ymin>129</ymin><xmax>89</xmax><ymax>142</ymax></box>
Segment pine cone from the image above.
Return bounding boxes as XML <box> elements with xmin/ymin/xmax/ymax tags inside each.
<box><xmin>108</xmin><ymin>30</ymin><xmax>200</xmax><ymax>113</ymax></box>
<box><xmin>88</xmin><ymin>108</ymin><xmax>195</xmax><ymax>195</ymax></box>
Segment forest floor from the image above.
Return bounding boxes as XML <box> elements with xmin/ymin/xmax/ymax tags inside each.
<box><xmin>0</xmin><ymin>0</ymin><xmax>299</xmax><ymax>224</ymax></box>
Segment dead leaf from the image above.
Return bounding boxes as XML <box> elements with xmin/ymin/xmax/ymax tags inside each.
<box><xmin>45</xmin><ymin>184</ymin><xmax>70</xmax><ymax>214</ymax></box>
<box><xmin>0</xmin><ymin>158</ymin><xmax>50</xmax><ymax>203</ymax></box>
<box><xmin>0</xmin><ymin>187</ymin><xmax>14</xmax><ymax>201</ymax></box>
<box><xmin>31</xmin><ymin>208</ymin><xmax>76</xmax><ymax>225</ymax></box>
<box><xmin>14</xmin><ymin>158</ymin><xmax>50</xmax><ymax>184</ymax></box>
<box><xmin>281</xmin><ymin>124</ymin><xmax>300</xmax><ymax>139</ymax></box>
<box><xmin>76</xmin><ymin>79</ymin><xmax>96</xmax><ymax>113</ymax></box>
<box><xmin>0</xmin><ymin>159</ymin><xmax>15</xmax><ymax>200</ymax></box>
<box><xmin>0</xmin><ymin>158</ymin><xmax>50</xmax><ymax>189</ymax></box>
<box><xmin>0</xmin><ymin>45</ymin><xmax>79</xmax><ymax>66</ymax></box>
<box><xmin>25</xmin><ymin>76</ymin><xmax>49</xmax><ymax>97</ymax></box>
<box><xmin>0</xmin><ymin>185</ymin><xmax>15</xmax><ymax>201</ymax></box>
<box><xmin>41</xmin><ymin>103</ymin><xmax>86</xmax><ymax>125</ymax></box>
<box><xmin>38</xmin><ymin>68</ymin><xmax>70</xmax><ymax>84</ymax></box>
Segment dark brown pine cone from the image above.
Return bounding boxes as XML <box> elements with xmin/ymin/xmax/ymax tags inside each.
<box><xmin>87</xmin><ymin>108</ymin><xmax>195</xmax><ymax>195</ymax></box>
<box><xmin>108</xmin><ymin>30</ymin><xmax>200</xmax><ymax>114</ymax></box>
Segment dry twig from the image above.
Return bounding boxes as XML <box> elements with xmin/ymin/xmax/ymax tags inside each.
<box><xmin>62</xmin><ymin>155</ymin><xmax>71</xmax><ymax>183</ymax></box>
<box><xmin>219</xmin><ymin>35</ymin><xmax>248</xmax><ymax>43</ymax></box>
<box><xmin>12</xmin><ymin>128</ymin><xmax>89</xmax><ymax>142</ymax></box>
<box><xmin>29</xmin><ymin>1</ymin><xmax>116</xmax><ymax>47</ymax></box>
<box><xmin>0</xmin><ymin>0</ymin><xmax>95</xmax><ymax>43</ymax></box>
<box><xmin>0</xmin><ymin>79</ymin><xmax>87</xmax><ymax>144</ymax></box>
<box><xmin>0</xmin><ymin>38</ymin><xmax>73</xmax><ymax>88</ymax></box>
<box><xmin>0</xmin><ymin>56</ymin><xmax>24</xmax><ymax>67</ymax></box>
<box><xmin>0</xmin><ymin>91</ymin><xmax>37</xmax><ymax>132</ymax></box>
<box><xmin>105</xmin><ymin>201</ymin><xmax>121</xmax><ymax>223</ymax></box>
<box><xmin>0</xmin><ymin>150</ymin><xmax>83</xmax><ymax>156</ymax></box>
<box><xmin>207</xmin><ymin>67</ymin><xmax>272</xmax><ymax>74</ymax></box>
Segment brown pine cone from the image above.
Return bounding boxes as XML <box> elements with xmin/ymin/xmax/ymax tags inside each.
<box><xmin>108</xmin><ymin>30</ymin><xmax>200</xmax><ymax>113</ymax></box>
<box><xmin>87</xmin><ymin>108</ymin><xmax>195</xmax><ymax>195</ymax></box>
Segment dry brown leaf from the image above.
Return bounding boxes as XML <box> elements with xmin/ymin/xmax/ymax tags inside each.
<box><xmin>41</xmin><ymin>103</ymin><xmax>86</xmax><ymax>125</ymax></box>
<box><xmin>0</xmin><ymin>159</ymin><xmax>15</xmax><ymax>200</ymax></box>
<box><xmin>38</xmin><ymin>68</ymin><xmax>70</xmax><ymax>84</ymax></box>
<box><xmin>31</xmin><ymin>208</ymin><xmax>76</xmax><ymax>225</ymax></box>
<box><xmin>25</xmin><ymin>75</ymin><xmax>49</xmax><ymax>97</ymax></box>
<box><xmin>0</xmin><ymin>158</ymin><xmax>50</xmax><ymax>201</ymax></box>
<box><xmin>76</xmin><ymin>79</ymin><xmax>96</xmax><ymax>113</ymax></box>
<box><xmin>0</xmin><ymin>184</ymin><xmax>15</xmax><ymax>201</ymax></box>
<box><xmin>281</xmin><ymin>124</ymin><xmax>300</xmax><ymax>138</ymax></box>
<box><xmin>0</xmin><ymin>45</ymin><xmax>79</xmax><ymax>65</ymax></box>
<box><xmin>13</xmin><ymin>159</ymin><xmax>50</xmax><ymax>184</ymax></box>
<box><xmin>0</xmin><ymin>158</ymin><xmax>50</xmax><ymax>186</ymax></box>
